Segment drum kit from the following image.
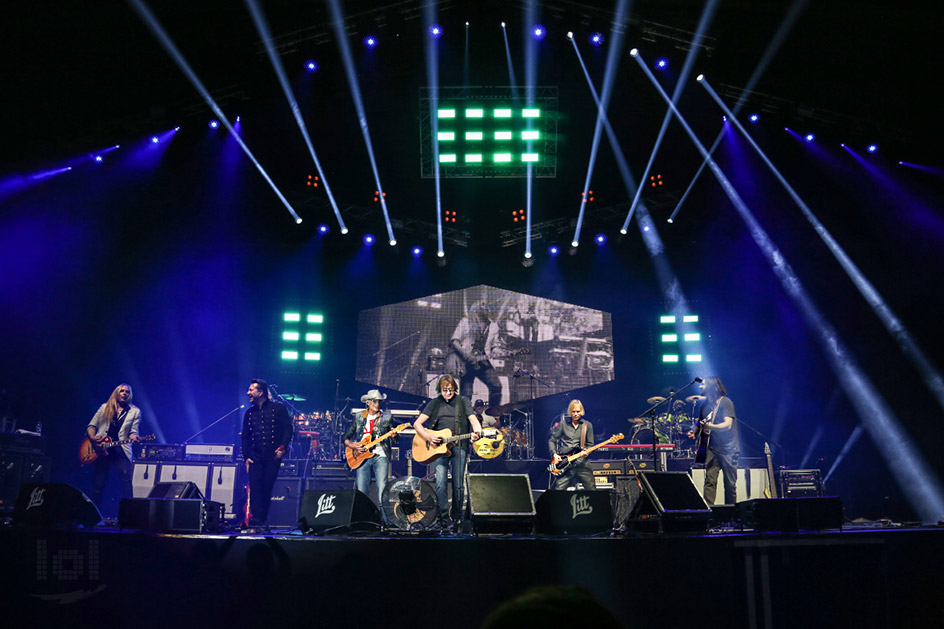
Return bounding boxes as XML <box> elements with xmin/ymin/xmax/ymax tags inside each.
<box><xmin>470</xmin><ymin>410</ymin><xmax>532</xmax><ymax>461</ymax></box>
<box><xmin>628</xmin><ymin>394</ymin><xmax>706</xmax><ymax>457</ymax></box>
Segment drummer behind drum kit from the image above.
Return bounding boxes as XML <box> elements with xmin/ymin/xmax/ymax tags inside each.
<box><xmin>628</xmin><ymin>394</ymin><xmax>706</xmax><ymax>458</ymax></box>
<box><xmin>294</xmin><ymin>408</ymin><xmax>342</xmax><ymax>460</ymax></box>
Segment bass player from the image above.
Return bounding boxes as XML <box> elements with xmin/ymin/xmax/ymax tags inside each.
<box><xmin>548</xmin><ymin>400</ymin><xmax>596</xmax><ymax>490</ymax></box>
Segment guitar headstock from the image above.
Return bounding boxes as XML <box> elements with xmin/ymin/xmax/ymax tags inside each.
<box><xmin>764</xmin><ymin>442</ymin><xmax>771</xmax><ymax>455</ymax></box>
<box><xmin>394</xmin><ymin>423</ymin><xmax>410</xmax><ymax>432</ymax></box>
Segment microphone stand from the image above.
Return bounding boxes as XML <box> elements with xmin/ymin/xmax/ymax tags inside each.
<box><xmin>630</xmin><ymin>379</ymin><xmax>701</xmax><ymax>472</ymax></box>
<box><xmin>184</xmin><ymin>405</ymin><xmax>246</xmax><ymax>443</ymax></box>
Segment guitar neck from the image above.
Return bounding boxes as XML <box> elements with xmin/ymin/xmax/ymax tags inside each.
<box><xmin>444</xmin><ymin>432</ymin><xmax>477</xmax><ymax>444</ymax></box>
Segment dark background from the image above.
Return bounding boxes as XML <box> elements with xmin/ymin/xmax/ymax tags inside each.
<box><xmin>1</xmin><ymin>0</ymin><xmax>942</xmax><ymax>521</ymax></box>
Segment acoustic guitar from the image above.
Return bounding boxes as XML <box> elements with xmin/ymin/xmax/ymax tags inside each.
<box><xmin>412</xmin><ymin>428</ymin><xmax>481</xmax><ymax>464</ymax></box>
<box><xmin>79</xmin><ymin>434</ymin><xmax>155</xmax><ymax>464</ymax></box>
<box><xmin>345</xmin><ymin>423</ymin><xmax>410</xmax><ymax>470</ymax></box>
<box><xmin>548</xmin><ymin>433</ymin><xmax>624</xmax><ymax>475</ymax></box>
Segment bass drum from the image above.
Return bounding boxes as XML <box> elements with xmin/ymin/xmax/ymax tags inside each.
<box><xmin>630</xmin><ymin>426</ymin><xmax>669</xmax><ymax>445</ymax></box>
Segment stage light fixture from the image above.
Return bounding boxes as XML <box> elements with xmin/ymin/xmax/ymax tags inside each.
<box><xmin>437</xmin><ymin>250</ymin><xmax>445</xmax><ymax>257</ymax></box>
<box><xmin>94</xmin><ymin>155</ymin><xmax>103</xmax><ymax>163</ymax></box>
<box><xmin>666</xmin><ymin>218</ymin><xmax>673</xmax><ymax>224</ymax></box>
<box><xmin>341</xmin><ymin>227</ymin><xmax>349</xmax><ymax>235</ymax></box>
<box><xmin>656</xmin><ymin>57</ymin><xmax>669</xmax><ymax>70</ymax></box>
<box><xmin>524</xmin><ymin>251</ymin><xmax>532</xmax><ymax>259</ymax></box>
<box><xmin>208</xmin><ymin>120</ymin><xmax>219</xmax><ymax>129</ymax></box>
<box><xmin>630</xmin><ymin>48</ymin><xmax>638</xmax><ymax>56</ymax></box>
<box><xmin>571</xmin><ymin>240</ymin><xmax>579</xmax><ymax>248</ymax></box>
<box><xmin>620</xmin><ymin>228</ymin><xmax>628</xmax><ymax>234</ymax></box>
<box><xmin>295</xmin><ymin>217</ymin><xmax>303</xmax><ymax>224</ymax></box>
<box><xmin>174</xmin><ymin>126</ymin><xmax>180</xmax><ymax>131</ymax></box>
<box><xmin>805</xmin><ymin>133</ymin><xmax>815</xmax><ymax>143</ymax></box>
<box><xmin>305</xmin><ymin>60</ymin><xmax>319</xmax><ymax>72</ymax></box>
<box><xmin>566</xmin><ymin>31</ymin><xmax>574</xmax><ymax>40</ymax></box>
<box><xmin>696</xmin><ymin>74</ymin><xmax>704</xmax><ymax>82</ymax></box>
<box><xmin>389</xmin><ymin>239</ymin><xmax>397</xmax><ymax>246</ymax></box>
<box><xmin>522</xmin><ymin>255</ymin><xmax>534</xmax><ymax>267</ymax></box>
<box><xmin>151</xmin><ymin>136</ymin><xmax>159</xmax><ymax>143</ymax></box>
<box><xmin>595</xmin><ymin>233</ymin><xmax>606</xmax><ymax>245</ymax></box>
<box><xmin>412</xmin><ymin>246</ymin><xmax>423</xmax><ymax>257</ymax></box>
<box><xmin>548</xmin><ymin>244</ymin><xmax>560</xmax><ymax>256</ymax></box>
<box><xmin>364</xmin><ymin>35</ymin><xmax>377</xmax><ymax>49</ymax></box>
<box><xmin>749</xmin><ymin>114</ymin><xmax>759</xmax><ymax>123</ymax></box>
<box><xmin>501</xmin><ymin>22</ymin><xmax>506</xmax><ymax>28</ymax></box>
<box><xmin>465</xmin><ymin>22</ymin><xmax>469</xmax><ymax>27</ymax></box>
<box><xmin>532</xmin><ymin>25</ymin><xmax>546</xmax><ymax>40</ymax></box>
<box><xmin>364</xmin><ymin>234</ymin><xmax>375</xmax><ymax>245</ymax></box>
<box><xmin>867</xmin><ymin>144</ymin><xmax>878</xmax><ymax>153</ymax></box>
<box><xmin>318</xmin><ymin>224</ymin><xmax>329</xmax><ymax>234</ymax></box>
<box><xmin>428</xmin><ymin>24</ymin><xmax>443</xmax><ymax>39</ymax></box>
<box><xmin>590</xmin><ymin>32</ymin><xmax>604</xmax><ymax>46</ymax></box>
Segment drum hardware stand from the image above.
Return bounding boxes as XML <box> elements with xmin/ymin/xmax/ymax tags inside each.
<box><xmin>631</xmin><ymin>378</ymin><xmax>702</xmax><ymax>471</ymax></box>
<box><xmin>514</xmin><ymin>367</ymin><xmax>552</xmax><ymax>460</ymax></box>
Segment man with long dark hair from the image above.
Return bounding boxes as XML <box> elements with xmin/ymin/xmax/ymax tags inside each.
<box><xmin>86</xmin><ymin>383</ymin><xmax>141</xmax><ymax>513</ymax></box>
<box><xmin>695</xmin><ymin>377</ymin><xmax>739</xmax><ymax>505</ymax></box>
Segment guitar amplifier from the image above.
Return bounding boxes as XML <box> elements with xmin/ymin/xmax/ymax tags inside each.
<box><xmin>277</xmin><ymin>459</ymin><xmax>305</xmax><ymax>478</ymax></box>
<box><xmin>135</xmin><ymin>443</ymin><xmax>185</xmax><ymax>461</ymax></box>
<box><xmin>183</xmin><ymin>443</ymin><xmax>235</xmax><ymax>463</ymax></box>
<box><xmin>780</xmin><ymin>469</ymin><xmax>824</xmax><ymax>497</ymax></box>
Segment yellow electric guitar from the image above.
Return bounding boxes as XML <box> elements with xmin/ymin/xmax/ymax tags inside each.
<box><xmin>345</xmin><ymin>423</ymin><xmax>410</xmax><ymax>470</ymax></box>
<box><xmin>548</xmin><ymin>433</ymin><xmax>624</xmax><ymax>475</ymax></box>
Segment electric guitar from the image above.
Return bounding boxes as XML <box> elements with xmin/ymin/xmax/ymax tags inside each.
<box><xmin>79</xmin><ymin>434</ymin><xmax>155</xmax><ymax>464</ymax></box>
<box><xmin>412</xmin><ymin>428</ymin><xmax>481</xmax><ymax>464</ymax></box>
<box><xmin>345</xmin><ymin>423</ymin><xmax>410</xmax><ymax>470</ymax></box>
<box><xmin>548</xmin><ymin>433</ymin><xmax>624</xmax><ymax>475</ymax></box>
<box><xmin>764</xmin><ymin>442</ymin><xmax>778</xmax><ymax>498</ymax></box>
<box><xmin>471</xmin><ymin>427</ymin><xmax>505</xmax><ymax>459</ymax></box>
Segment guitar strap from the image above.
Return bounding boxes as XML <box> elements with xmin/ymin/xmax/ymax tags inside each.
<box><xmin>579</xmin><ymin>422</ymin><xmax>587</xmax><ymax>450</ymax></box>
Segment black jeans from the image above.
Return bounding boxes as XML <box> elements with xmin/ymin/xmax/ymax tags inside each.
<box><xmin>91</xmin><ymin>452</ymin><xmax>133</xmax><ymax>514</ymax></box>
<box><xmin>552</xmin><ymin>460</ymin><xmax>596</xmax><ymax>491</ymax></box>
<box><xmin>703</xmin><ymin>449</ymin><xmax>739</xmax><ymax>505</ymax></box>
<box><xmin>247</xmin><ymin>456</ymin><xmax>282</xmax><ymax>525</ymax></box>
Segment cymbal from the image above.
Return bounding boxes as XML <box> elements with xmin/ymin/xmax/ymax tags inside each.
<box><xmin>628</xmin><ymin>417</ymin><xmax>646</xmax><ymax>424</ymax></box>
<box><xmin>685</xmin><ymin>395</ymin><xmax>705</xmax><ymax>403</ymax></box>
<box><xmin>282</xmin><ymin>393</ymin><xmax>306</xmax><ymax>401</ymax></box>
<box><xmin>647</xmin><ymin>396</ymin><xmax>666</xmax><ymax>405</ymax></box>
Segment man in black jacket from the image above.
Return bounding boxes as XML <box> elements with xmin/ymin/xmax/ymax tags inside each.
<box><xmin>344</xmin><ymin>389</ymin><xmax>394</xmax><ymax>506</ymax></box>
<box><xmin>241</xmin><ymin>379</ymin><xmax>293</xmax><ymax>528</ymax></box>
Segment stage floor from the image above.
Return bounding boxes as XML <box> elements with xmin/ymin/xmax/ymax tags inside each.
<box><xmin>3</xmin><ymin>521</ymin><xmax>942</xmax><ymax>629</ymax></box>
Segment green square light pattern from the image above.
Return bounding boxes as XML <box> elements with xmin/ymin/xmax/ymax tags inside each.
<box><xmin>660</xmin><ymin>313</ymin><xmax>702</xmax><ymax>364</ymax></box>
<box><xmin>436</xmin><ymin>105</ymin><xmax>543</xmax><ymax>165</ymax></box>
<box><xmin>282</xmin><ymin>311</ymin><xmax>324</xmax><ymax>362</ymax></box>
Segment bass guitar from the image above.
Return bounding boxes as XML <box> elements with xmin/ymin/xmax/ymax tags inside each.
<box><xmin>79</xmin><ymin>434</ymin><xmax>155</xmax><ymax>464</ymax></box>
<box><xmin>345</xmin><ymin>423</ymin><xmax>410</xmax><ymax>470</ymax></box>
<box><xmin>548</xmin><ymin>433</ymin><xmax>624</xmax><ymax>475</ymax></box>
<box><xmin>764</xmin><ymin>442</ymin><xmax>778</xmax><ymax>498</ymax></box>
<box><xmin>412</xmin><ymin>428</ymin><xmax>481</xmax><ymax>465</ymax></box>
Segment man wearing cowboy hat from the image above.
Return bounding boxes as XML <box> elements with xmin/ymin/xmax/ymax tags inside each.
<box><xmin>344</xmin><ymin>389</ymin><xmax>395</xmax><ymax>507</ymax></box>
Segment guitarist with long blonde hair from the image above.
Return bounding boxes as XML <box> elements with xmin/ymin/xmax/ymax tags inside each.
<box><xmin>86</xmin><ymin>383</ymin><xmax>141</xmax><ymax>513</ymax></box>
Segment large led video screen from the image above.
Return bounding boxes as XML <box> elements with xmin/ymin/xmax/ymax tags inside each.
<box><xmin>356</xmin><ymin>286</ymin><xmax>613</xmax><ymax>407</ymax></box>
<box><xmin>419</xmin><ymin>86</ymin><xmax>559</xmax><ymax>178</ymax></box>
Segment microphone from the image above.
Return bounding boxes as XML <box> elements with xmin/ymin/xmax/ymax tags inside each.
<box><xmin>513</xmin><ymin>368</ymin><xmax>521</xmax><ymax>378</ymax></box>
<box><xmin>172</xmin><ymin>465</ymin><xmax>178</xmax><ymax>480</ymax></box>
<box><xmin>693</xmin><ymin>377</ymin><xmax>703</xmax><ymax>383</ymax></box>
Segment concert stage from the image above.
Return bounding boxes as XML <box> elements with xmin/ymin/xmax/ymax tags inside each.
<box><xmin>3</xmin><ymin>522</ymin><xmax>942</xmax><ymax>629</ymax></box>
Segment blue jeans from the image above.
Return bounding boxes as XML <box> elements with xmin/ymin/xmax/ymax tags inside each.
<box><xmin>431</xmin><ymin>446</ymin><xmax>468</xmax><ymax>522</ymax></box>
<box><xmin>355</xmin><ymin>454</ymin><xmax>389</xmax><ymax>504</ymax></box>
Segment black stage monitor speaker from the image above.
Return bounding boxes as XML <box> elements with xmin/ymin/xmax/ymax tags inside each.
<box><xmin>298</xmin><ymin>489</ymin><xmax>382</xmax><ymax>534</ymax></box>
<box><xmin>467</xmin><ymin>474</ymin><xmax>535</xmax><ymax>535</ymax></box>
<box><xmin>268</xmin><ymin>478</ymin><xmax>304</xmax><ymax>528</ymax></box>
<box><xmin>148</xmin><ymin>481</ymin><xmax>203</xmax><ymax>500</ymax></box>
<box><xmin>13</xmin><ymin>483</ymin><xmax>103</xmax><ymax>529</ymax></box>
<box><xmin>535</xmin><ymin>490</ymin><xmax>614</xmax><ymax>535</ymax></box>
<box><xmin>628</xmin><ymin>471</ymin><xmax>710</xmax><ymax>532</ymax></box>
<box><xmin>118</xmin><ymin>498</ymin><xmax>224</xmax><ymax>533</ymax></box>
<box><xmin>739</xmin><ymin>497</ymin><xmax>843</xmax><ymax>532</ymax></box>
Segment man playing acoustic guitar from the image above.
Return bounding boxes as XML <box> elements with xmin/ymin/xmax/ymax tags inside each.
<box><xmin>343</xmin><ymin>389</ymin><xmax>395</xmax><ymax>510</ymax></box>
<box><xmin>548</xmin><ymin>400</ymin><xmax>596</xmax><ymax>491</ymax></box>
<box><xmin>413</xmin><ymin>375</ymin><xmax>482</xmax><ymax>531</ymax></box>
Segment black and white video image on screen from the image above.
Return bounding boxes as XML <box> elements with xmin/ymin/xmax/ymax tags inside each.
<box><xmin>356</xmin><ymin>285</ymin><xmax>614</xmax><ymax>407</ymax></box>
